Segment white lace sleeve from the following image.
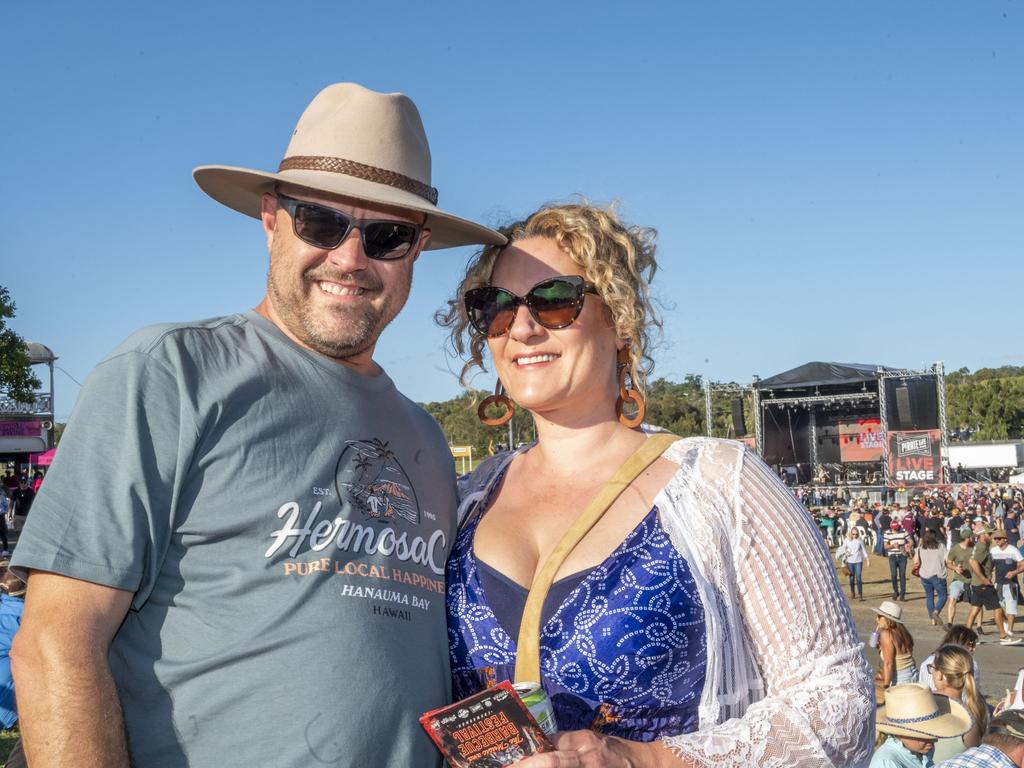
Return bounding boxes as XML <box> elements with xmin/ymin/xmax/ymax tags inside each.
<box><xmin>662</xmin><ymin>444</ymin><xmax>875</xmax><ymax>767</ymax></box>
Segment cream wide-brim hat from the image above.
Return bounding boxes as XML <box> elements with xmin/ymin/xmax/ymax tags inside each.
<box><xmin>872</xmin><ymin>600</ymin><xmax>905</xmax><ymax>625</ymax></box>
<box><xmin>876</xmin><ymin>684</ymin><xmax>972</xmax><ymax>740</ymax></box>
<box><xmin>193</xmin><ymin>82</ymin><xmax>505</xmax><ymax>251</ymax></box>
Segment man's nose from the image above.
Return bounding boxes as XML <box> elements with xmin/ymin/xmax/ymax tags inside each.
<box><xmin>326</xmin><ymin>228</ymin><xmax>369</xmax><ymax>271</ymax></box>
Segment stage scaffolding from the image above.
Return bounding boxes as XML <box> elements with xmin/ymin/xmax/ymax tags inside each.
<box><xmin>875</xmin><ymin>363</ymin><xmax>949</xmax><ymax>485</ymax></box>
<box><xmin>703</xmin><ymin>380</ymin><xmax>757</xmax><ymax>444</ymax></box>
<box><xmin>704</xmin><ymin>362</ymin><xmax>949</xmax><ymax>488</ymax></box>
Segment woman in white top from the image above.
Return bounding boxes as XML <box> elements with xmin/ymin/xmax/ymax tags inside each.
<box><xmin>913</xmin><ymin>529</ymin><xmax>949</xmax><ymax>626</ymax></box>
<box><xmin>836</xmin><ymin>527</ymin><xmax>870</xmax><ymax>601</ymax></box>
<box><xmin>442</xmin><ymin>202</ymin><xmax>874</xmax><ymax>767</ymax></box>
<box><xmin>919</xmin><ymin>625</ymin><xmax>981</xmax><ymax>692</ymax></box>
<box><xmin>928</xmin><ymin>644</ymin><xmax>986</xmax><ymax>763</ymax></box>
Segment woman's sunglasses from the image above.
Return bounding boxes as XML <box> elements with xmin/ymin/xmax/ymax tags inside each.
<box><xmin>276</xmin><ymin>194</ymin><xmax>421</xmax><ymax>260</ymax></box>
<box><xmin>464</xmin><ymin>275</ymin><xmax>598</xmax><ymax>338</ymax></box>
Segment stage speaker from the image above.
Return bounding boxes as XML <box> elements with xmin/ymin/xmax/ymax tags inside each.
<box><xmin>731</xmin><ymin>397</ymin><xmax>747</xmax><ymax>436</ymax></box>
<box><xmin>895</xmin><ymin>385</ymin><xmax>912</xmax><ymax>429</ymax></box>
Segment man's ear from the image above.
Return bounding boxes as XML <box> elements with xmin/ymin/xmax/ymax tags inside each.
<box><xmin>260</xmin><ymin>193</ymin><xmax>279</xmax><ymax>251</ymax></box>
<box><xmin>412</xmin><ymin>229</ymin><xmax>431</xmax><ymax>262</ymax></box>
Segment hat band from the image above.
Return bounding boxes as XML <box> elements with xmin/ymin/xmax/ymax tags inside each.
<box><xmin>278</xmin><ymin>155</ymin><xmax>439</xmax><ymax>205</ymax></box>
<box><xmin>888</xmin><ymin>709</ymin><xmax>940</xmax><ymax>724</ymax></box>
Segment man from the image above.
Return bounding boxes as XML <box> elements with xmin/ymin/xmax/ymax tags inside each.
<box><xmin>885</xmin><ymin>518</ymin><xmax>912</xmax><ymax>601</ymax></box>
<box><xmin>877</xmin><ymin>506</ymin><xmax>893</xmax><ymax>556</ymax></box>
<box><xmin>967</xmin><ymin>526</ymin><xmax>1022</xmax><ymax>645</ymax></box>
<box><xmin>923</xmin><ymin>507</ymin><xmax>945</xmax><ymax>540</ymax></box>
<box><xmin>8</xmin><ymin>477</ymin><xmax>34</xmax><ymax>526</ymax></box>
<box><xmin>1006</xmin><ymin>506</ymin><xmax>1020</xmax><ymax>547</ymax></box>
<box><xmin>10</xmin><ymin>83</ymin><xmax>504</xmax><ymax>767</ymax></box>
<box><xmin>949</xmin><ymin>506</ymin><xmax>967</xmax><ymax>548</ymax></box>
<box><xmin>991</xmin><ymin>531</ymin><xmax>1024</xmax><ymax>638</ymax></box>
<box><xmin>947</xmin><ymin>526</ymin><xmax>976</xmax><ymax>628</ymax></box>
<box><xmin>902</xmin><ymin>506</ymin><xmax>918</xmax><ymax>538</ymax></box>
<box><xmin>937</xmin><ymin>709</ymin><xmax>1024</xmax><ymax>767</ymax></box>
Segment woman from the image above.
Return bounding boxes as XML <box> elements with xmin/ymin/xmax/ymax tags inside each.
<box><xmin>870</xmin><ymin>684</ymin><xmax>970</xmax><ymax>768</ymax></box>
<box><xmin>928</xmin><ymin>644</ymin><xmax>986</xmax><ymax>763</ymax></box>
<box><xmin>837</xmin><ymin>527</ymin><xmax>870</xmax><ymax>601</ymax></box>
<box><xmin>873</xmin><ymin>600</ymin><xmax>917</xmax><ymax>695</ymax></box>
<box><xmin>913</xmin><ymin>529</ymin><xmax>949</xmax><ymax>626</ymax></box>
<box><xmin>440</xmin><ymin>202</ymin><xmax>874</xmax><ymax>766</ymax></box>
<box><xmin>919</xmin><ymin>625</ymin><xmax>981</xmax><ymax>692</ymax></box>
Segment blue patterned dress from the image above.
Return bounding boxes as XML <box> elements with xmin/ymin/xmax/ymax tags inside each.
<box><xmin>447</xmin><ymin>470</ymin><xmax>708</xmax><ymax>741</ymax></box>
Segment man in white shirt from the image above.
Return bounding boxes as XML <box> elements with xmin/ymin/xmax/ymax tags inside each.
<box><xmin>992</xmin><ymin>531</ymin><xmax>1024</xmax><ymax>637</ymax></box>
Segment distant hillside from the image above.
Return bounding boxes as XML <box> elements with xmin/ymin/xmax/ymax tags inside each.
<box><xmin>422</xmin><ymin>366</ymin><xmax>1024</xmax><ymax>455</ymax></box>
<box><xmin>946</xmin><ymin>366</ymin><xmax>1024</xmax><ymax>440</ymax></box>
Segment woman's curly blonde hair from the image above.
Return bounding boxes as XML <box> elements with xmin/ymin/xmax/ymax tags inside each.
<box><xmin>437</xmin><ymin>201</ymin><xmax>661</xmax><ymax>395</ymax></box>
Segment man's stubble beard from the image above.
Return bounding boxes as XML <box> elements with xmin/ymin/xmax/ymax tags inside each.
<box><xmin>267</xmin><ymin>253</ymin><xmax>412</xmax><ymax>361</ymax></box>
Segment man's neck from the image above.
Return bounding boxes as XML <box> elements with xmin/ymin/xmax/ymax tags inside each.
<box><xmin>253</xmin><ymin>297</ymin><xmax>380</xmax><ymax>376</ymax></box>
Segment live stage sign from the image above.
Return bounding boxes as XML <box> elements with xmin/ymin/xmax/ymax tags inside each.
<box><xmin>888</xmin><ymin>430</ymin><xmax>944</xmax><ymax>486</ymax></box>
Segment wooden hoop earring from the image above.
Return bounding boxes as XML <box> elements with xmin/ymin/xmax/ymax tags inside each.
<box><xmin>478</xmin><ymin>381</ymin><xmax>515</xmax><ymax>427</ymax></box>
<box><xmin>615</xmin><ymin>347</ymin><xmax>645</xmax><ymax>428</ymax></box>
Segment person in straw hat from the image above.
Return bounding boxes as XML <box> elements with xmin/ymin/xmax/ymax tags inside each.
<box><xmin>9</xmin><ymin>83</ymin><xmax>504</xmax><ymax>768</ymax></box>
<box><xmin>870</xmin><ymin>684</ymin><xmax>971</xmax><ymax>767</ymax></box>
<box><xmin>875</xmin><ymin>599</ymin><xmax>920</xmax><ymax>694</ymax></box>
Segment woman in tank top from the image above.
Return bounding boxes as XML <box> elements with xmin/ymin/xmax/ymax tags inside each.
<box><xmin>438</xmin><ymin>201</ymin><xmax>874</xmax><ymax>767</ymax></box>
<box><xmin>874</xmin><ymin>600</ymin><xmax>917</xmax><ymax>690</ymax></box>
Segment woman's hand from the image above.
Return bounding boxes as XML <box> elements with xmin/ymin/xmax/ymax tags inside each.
<box><xmin>514</xmin><ymin>730</ymin><xmax>681</xmax><ymax>768</ymax></box>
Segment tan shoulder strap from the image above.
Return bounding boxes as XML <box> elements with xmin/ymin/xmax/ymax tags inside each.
<box><xmin>513</xmin><ymin>433</ymin><xmax>680</xmax><ymax>683</ymax></box>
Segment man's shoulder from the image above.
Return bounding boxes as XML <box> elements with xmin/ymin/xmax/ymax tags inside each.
<box><xmin>107</xmin><ymin>314</ymin><xmax>248</xmax><ymax>360</ymax></box>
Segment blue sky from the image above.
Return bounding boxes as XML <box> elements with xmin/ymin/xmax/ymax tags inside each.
<box><xmin>2</xmin><ymin>1</ymin><xmax>1020</xmax><ymax>421</ymax></box>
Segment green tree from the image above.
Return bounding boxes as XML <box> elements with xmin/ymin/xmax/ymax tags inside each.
<box><xmin>946</xmin><ymin>367</ymin><xmax>1024</xmax><ymax>441</ymax></box>
<box><xmin>0</xmin><ymin>285</ymin><xmax>42</xmax><ymax>403</ymax></box>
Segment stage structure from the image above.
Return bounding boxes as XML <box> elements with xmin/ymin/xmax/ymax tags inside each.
<box><xmin>737</xmin><ymin>361</ymin><xmax>948</xmax><ymax>487</ymax></box>
<box><xmin>702</xmin><ymin>380</ymin><xmax>757</xmax><ymax>444</ymax></box>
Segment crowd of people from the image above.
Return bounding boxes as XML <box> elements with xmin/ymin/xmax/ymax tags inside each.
<box><xmin>812</xmin><ymin>486</ymin><xmax>1024</xmax><ymax>765</ymax></box>
<box><xmin>819</xmin><ymin>486</ymin><xmax>1024</xmax><ymax>639</ymax></box>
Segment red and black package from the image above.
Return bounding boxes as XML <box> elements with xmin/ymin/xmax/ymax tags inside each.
<box><xmin>419</xmin><ymin>681</ymin><xmax>554</xmax><ymax>767</ymax></box>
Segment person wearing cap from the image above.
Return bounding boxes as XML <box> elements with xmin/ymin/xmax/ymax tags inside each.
<box><xmin>966</xmin><ymin>526</ymin><xmax>1021</xmax><ymax>644</ymax></box>
<box><xmin>870</xmin><ymin>683</ymin><xmax>971</xmax><ymax>768</ymax></box>
<box><xmin>9</xmin><ymin>83</ymin><xmax>505</xmax><ymax>768</ymax></box>
<box><xmin>8</xmin><ymin>475</ymin><xmax>34</xmax><ymax>525</ymax></box>
<box><xmin>948</xmin><ymin>528</ymin><xmax>977</xmax><ymax>628</ymax></box>
<box><xmin>1006</xmin><ymin>507</ymin><xmax>1021</xmax><ymax>548</ymax></box>
<box><xmin>991</xmin><ymin>531</ymin><xmax>1024</xmax><ymax>639</ymax></box>
<box><xmin>936</xmin><ymin>709</ymin><xmax>1024</xmax><ymax>767</ymax></box>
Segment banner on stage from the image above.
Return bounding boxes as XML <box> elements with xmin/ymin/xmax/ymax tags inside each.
<box><xmin>839</xmin><ymin>418</ymin><xmax>884</xmax><ymax>462</ymax></box>
<box><xmin>888</xmin><ymin>429</ymin><xmax>943</xmax><ymax>486</ymax></box>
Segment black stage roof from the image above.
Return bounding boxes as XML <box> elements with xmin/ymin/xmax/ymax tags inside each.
<box><xmin>757</xmin><ymin>361</ymin><xmax>893</xmax><ymax>391</ymax></box>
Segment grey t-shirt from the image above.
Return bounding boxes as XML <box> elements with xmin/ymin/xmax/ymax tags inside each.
<box><xmin>12</xmin><ymin>312</ymin><xmax>457</xmax><ymax>767</ymax></box>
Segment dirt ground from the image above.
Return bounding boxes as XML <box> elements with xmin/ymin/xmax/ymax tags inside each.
<box><xmin>840</xmin><ymin>554</ymin><xmax>1023</xmax><ymax>704</ymax></box>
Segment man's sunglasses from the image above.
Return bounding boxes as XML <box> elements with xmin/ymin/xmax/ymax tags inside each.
<box><xmin>276</xmin><ymin>194</ymin><xmax>422</xmax><ymax>260</ymax></box>
<box><xmin>464</xmin><ymin>275</ymin><xmax>598</xmax><ymax>338</ymax></box>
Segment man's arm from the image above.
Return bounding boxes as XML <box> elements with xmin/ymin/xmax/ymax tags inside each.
<box><xmin>11</xmin><ymin>570</ymin><xmax>134</xmax><ymax>767</ymax></box>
